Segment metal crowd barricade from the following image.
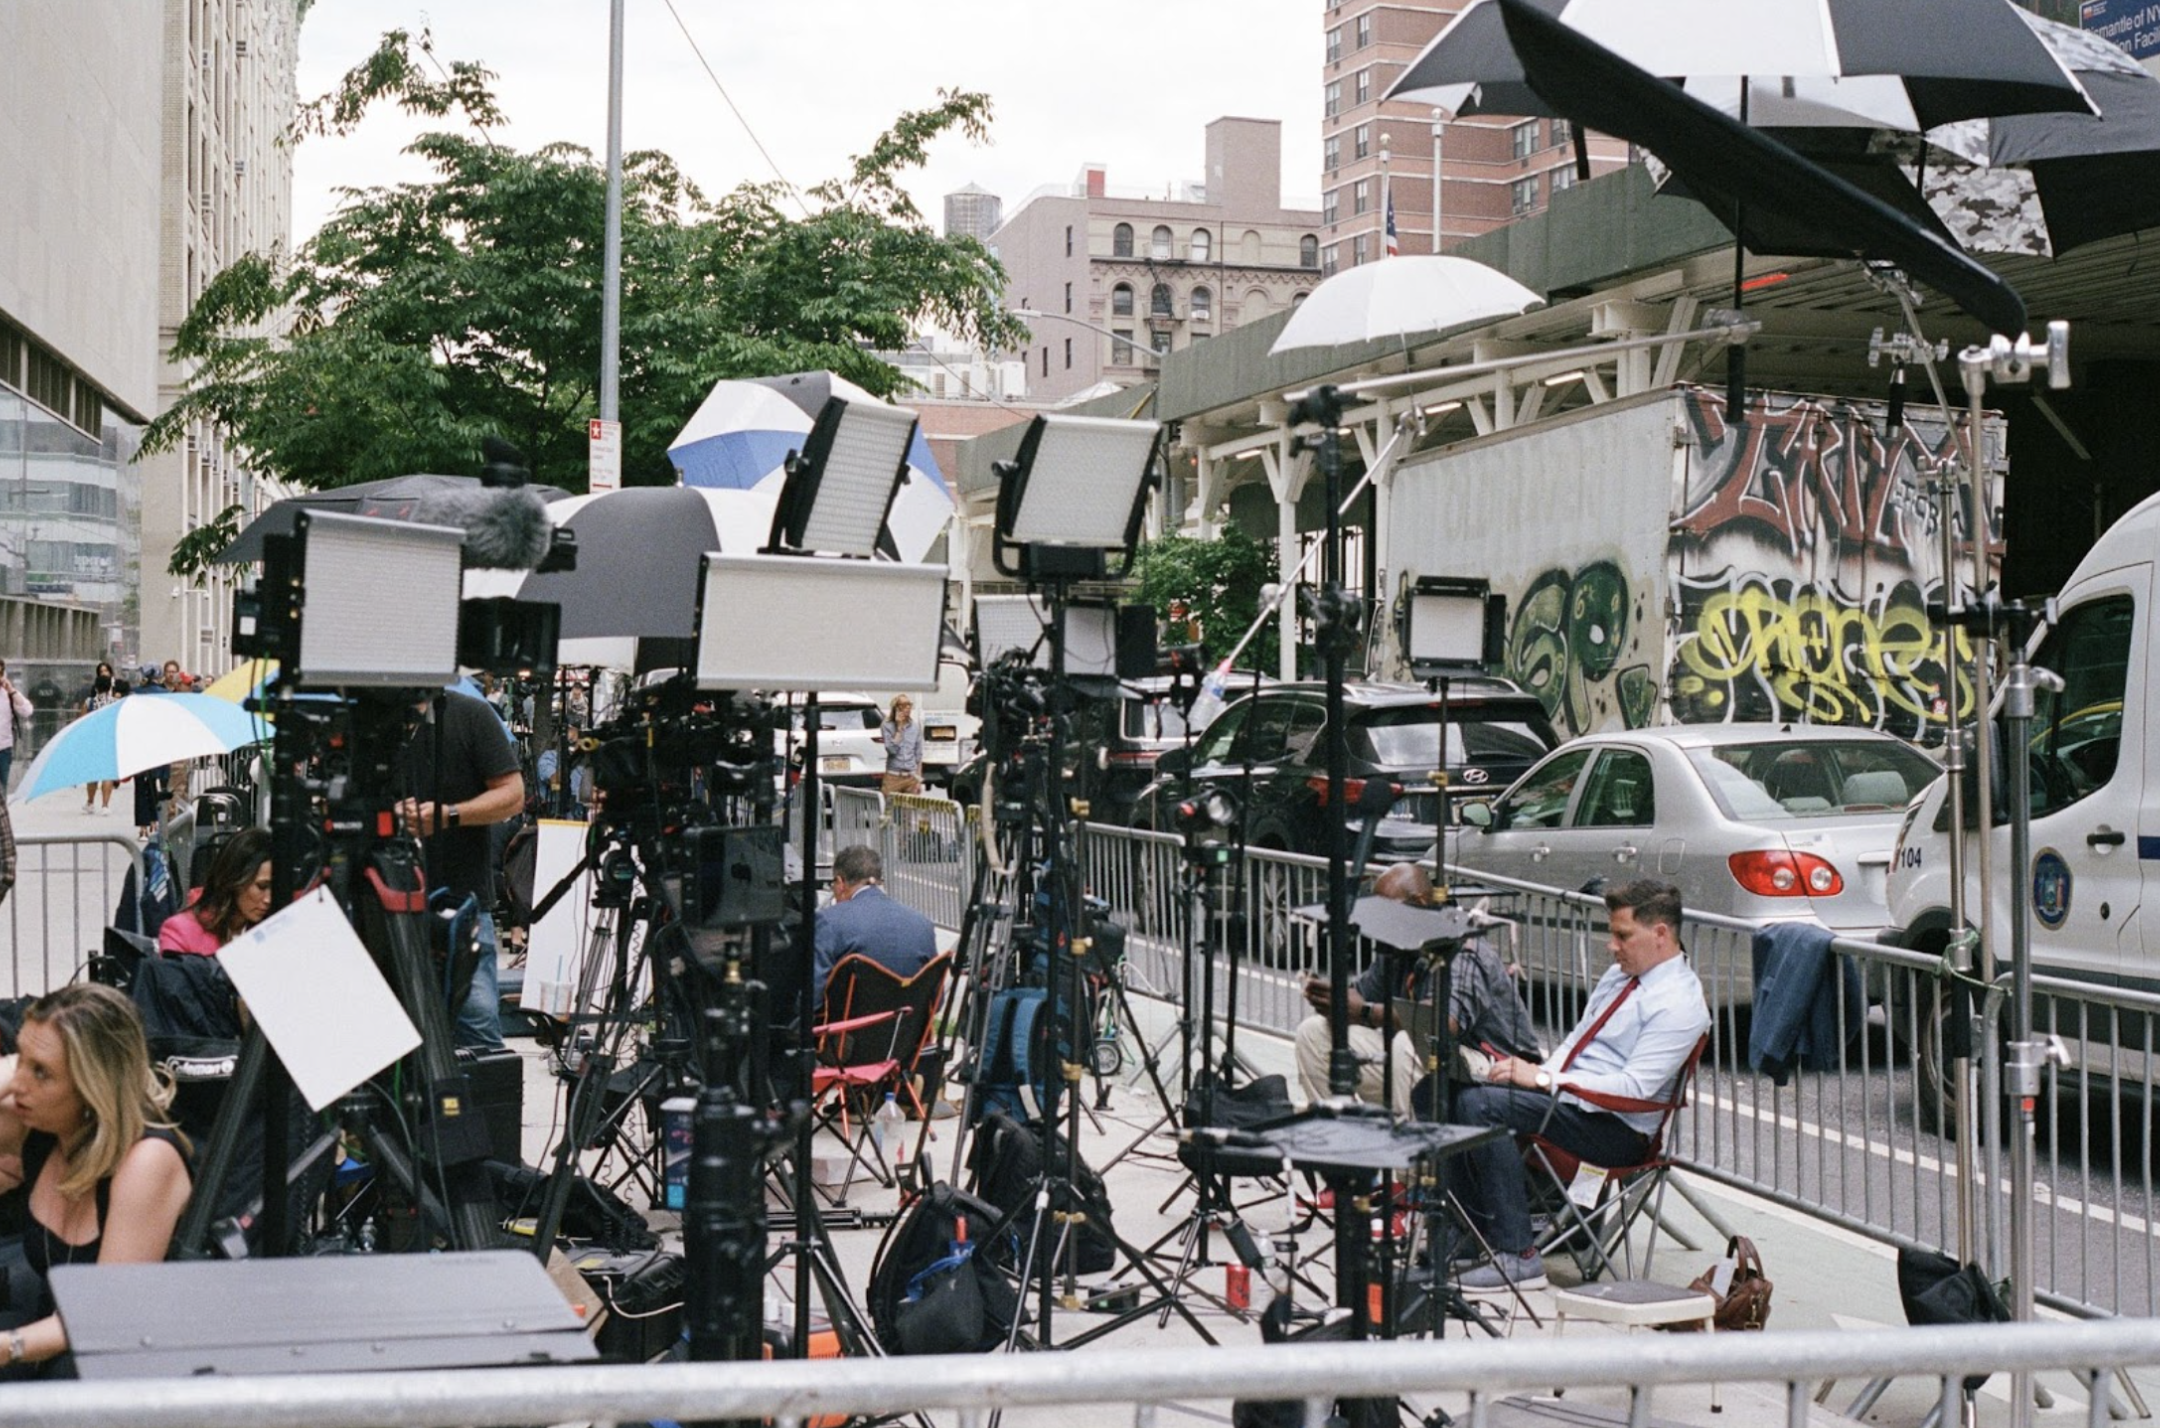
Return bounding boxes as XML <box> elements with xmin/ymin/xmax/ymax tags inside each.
<box><xmin>9</xmin><ymin>1319</ymin><xmax>2160</xmax><ymax>1428</ymax></box>
<box><xmin>878</xmin><ymin>791</ymin><xmax>973</xmax><ymax>932</ymax></box>
<box><xmin>1059</xmin><ymin>820</ymin><xmax>2160</xmax><ymax>1324</ymax></box>
<box><xmin>1</xmin><ymin>833</ymin><xmax>146</xmax><ymax>999</ymax></box>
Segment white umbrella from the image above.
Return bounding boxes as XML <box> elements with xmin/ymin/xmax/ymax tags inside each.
<box><xmin>13</xmin><ymin>694</ymin><xmax>269</xmax><ymax>803</ymax></box>
<box><xmin>1269</xmin><ymin>255</ymin><xmax>1544</xmax><ymax>355</ymax></box>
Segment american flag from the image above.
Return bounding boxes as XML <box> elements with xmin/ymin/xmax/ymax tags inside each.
<box><xmin>1385</xmin><ymin>193</ymin><xmax>1400</xmax><ymax>257</ymax></box>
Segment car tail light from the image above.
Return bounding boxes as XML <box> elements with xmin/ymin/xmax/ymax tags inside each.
<box><xmin>1728</xmin><ymin>850</ymin><xmax>1845</xmax><ymax>898</ymax></box>
<box><xmin>1107</xmin><ymin>750</ymin><xmax>1157</xmax><ymax>765</ymax></box>
<box><xmin>1305</xmin><ymin>775</ymin><xmax>1403</xmax><ymax>807</ymax></box>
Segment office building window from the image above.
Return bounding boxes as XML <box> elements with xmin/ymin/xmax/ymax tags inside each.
<box><xmin>1113</xmin><ymin>222</ymin><xmax>1134</xmax><ymax>257</ymax></box>
<box><xmin>1112</xmin><ymin>282</ymin><xmax>1134</xmax><ymax>317</ymax></box>
<box><xmin>1356</xmin><ymin>11</ymin><xmax>1372</xmax><ymax>47</ymax></box>
<box><xmin>1113</xmin><ymin>328</ymin><xmax>1134</xmax><ymax>360</ymax></box>
<box><xmin>1324</xmin><ymin>136</ymin><xmax>1341</xmax><ymax>172</ymax></box>
<box><xmin>1325</xmin><ymin>80</ymin><xmax>1341</xmax><ymax>117</ymax></box>
<box><xmin>1352</xmin><ymin>234</ymin><xmax>1369</xmax><ymax>266</ymax></box>
<box><xmin>1064</xmin><ymin>225</ymin><xmax>1073</xmax><ymax>256</ymax></box>
<box><xmin>1064</xmin><ymin>338</ymin><xmax>1072</xmax><ymax>369</ymax></box>
<box><xmin>1550</xmin><ymin>164</ymin><xmax>1577</xmax><ymax>193</ymax></box>
<box><xmin>1063</xmin><ymin>281</ymin><xmax>1072</xmax><ymax>313</ymax></box>
<box><xmin>1327</xmin><ymin>25</ymin><xmax>1342</xmax><ymax>61</ymax></box>
<box><xmin>1512</xmin><ymin>175</ymin><xmax>1540</xmax><ymax>213</ymax></box>
<box><xmin>1323</xmin><ymin>189</ymin><xmax>1340</xmax><ymax>225</ymax></box>
<box><xmin>1353</xmin><ymin>180</ymin><xmax>1369</xmax><ymax>216</ymax></box>
<box><xmin>1152</xmin><ymin>329</ymin><xmax>1172</xmax><ymax>355</ymax></box>
<box><xmin>1301</xmin><ymin>234</ymin><xmax>1320</xmax><ymax>268</ymax></box>
<box><xmin>1190</xmin><ymin>228</ymin><xmax>1211</xmax><ymax>262</ymax></box>
<box><xmin>1041</xmin><ymin>347</ymin><xmax>1049</xmax><ymax>377</ymax></box>
<box><xmin>1355</xmin><ymin>123</ymin><xmax>1370</xmax><ymax>160</ymax></box>
<box><xmin>1151</xmin><ymin>225</ymin><xmax>1173</xmax><ymax>260</ymax></box>
<box><xmin>1512</xmin><ymin>121</ymin><xmax>1538</xmax><ymax>161</ymax></box>
<box><xmin>1551</xmin><ymin>118</ymin><xmax>1574</xmax><ymax>149</ymax></box>
<box><xmin>1151</xmin><ymin>282</ymin><xmax>1173</xmax><ymax>317</ymax></box>
<box><xmin>1191</xmin><ymin>285</ymin><xmax>1212</xmax><ymax>320</ymax></box>
<box><xmin>1356</xmin><ymin>69</ymin><xmax>1370</xmax><ymax>105</ymax></box>
<box><xmin>1322</xmin><ymin>244</ymin><xmax>1340</xmax><ymax>276</ymax></box>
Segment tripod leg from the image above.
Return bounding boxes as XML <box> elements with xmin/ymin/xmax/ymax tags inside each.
<box><xmin>172</xmin><ymin>1029</ymin><xmax>271</xmax><ymax>1259</ymax></box>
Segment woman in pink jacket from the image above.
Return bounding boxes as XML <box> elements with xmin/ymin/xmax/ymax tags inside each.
<box><xmin>157</xmin><ymin>830</ymin><xmax>272</xmax><ymax>955</ymax></box>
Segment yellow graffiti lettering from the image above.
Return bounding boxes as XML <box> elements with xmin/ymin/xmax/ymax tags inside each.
<box><xmin>1678</xmin><ymin>588</ymin><xmax>1977</xmax><ymax>724</ymax></box>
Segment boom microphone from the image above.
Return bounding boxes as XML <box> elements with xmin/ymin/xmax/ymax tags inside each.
<box><xmin>410</xmin><ymin>483</ymin><xmax>555</xmax><ymax>570</ymax></box>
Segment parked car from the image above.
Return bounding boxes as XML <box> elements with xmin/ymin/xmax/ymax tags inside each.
<box><xmin>1130</xmin><ymin>680</ymin><xmax>1560</xmax><ymax>859</ymax></box>
<box><xmin>1451</xmin><ymin>724</ymin><xmax>1941</xmax><ymax>938</ymax></box>
<box><xmin>775</xmin><ymin>693</ymin><xmax>887</xmax><ymax>788</ymax></box>
<box><xmin>950</xmin><ymin>674</ymin><xmax>1216</xmax><ymax>823</ymax></box>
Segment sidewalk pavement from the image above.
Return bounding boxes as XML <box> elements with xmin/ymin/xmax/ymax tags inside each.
<box><xmin>509</xmin><ymin>992</ymin><xmax>2159</xmax><ymax>1428</ymax></box>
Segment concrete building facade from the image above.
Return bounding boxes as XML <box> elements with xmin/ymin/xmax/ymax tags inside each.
<box><xmin>0</xmin><ymin>0</ymin><xmax>166</xmax><ymax>698</ymax></box>
<box><xmin>1320</xmin><ymin>0</ymin><xmax>1629</xmax><ymax>270</ymax></box>
<box><xmin>989</xmin><ymin>118</ymin><xmax>1323</xmax><ymax>404</ymax></box>
<box><xmin>138</xmin><ymin>0</ymin><xmax>301</xmax><ymax>679</ymax></box>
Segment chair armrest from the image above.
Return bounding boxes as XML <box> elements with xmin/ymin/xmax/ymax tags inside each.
<box><xmin>813</xmin><ymin>1009</ymin><xmax>899</xmax><ymax>1038</ymax></box>
<box><xmin>1554</xmin><ymin>1080</ymin><xmax>1669</xmax><ymax>1115</ymax></box>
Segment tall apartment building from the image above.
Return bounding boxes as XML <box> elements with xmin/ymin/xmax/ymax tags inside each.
<box><xmin>1320</xmin><ymin>0</ymin><xmax>1629</xmax><ymax>271</ymax></box>
<box><xmin>0</xmin><ymin>0</ymin><xmax>165</xmax><ymax>687</ymax></box>
<box><xmin>990</xmin><ymin>118</ymin><xmax>1324</xmax><ymax>404</ymax></box>
<box><xmin>138</xmin><ymin>0</ymin><xmax>301</xmax><ymax>676</ymax></box>
<box><xmin>943</xmin><ymin>184</ymin><xmax>1004</xmax><ymax>244</ymax></box>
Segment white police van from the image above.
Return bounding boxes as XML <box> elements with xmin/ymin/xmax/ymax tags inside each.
<box><xmin>1886</xmin><ymin>491</ymin><xmax>2155</xmax><ymax>989</ymax></box>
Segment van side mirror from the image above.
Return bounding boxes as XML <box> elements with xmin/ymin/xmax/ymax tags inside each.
<box><xmin>1461</xmin><ymin>800</ymin><xmax>1493</xmax><ymax>830</ymax></box>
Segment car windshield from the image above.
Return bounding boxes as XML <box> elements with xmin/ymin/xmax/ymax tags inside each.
<box><xmin>1350</xmin><ymin>708</ymin><xmax>1550</xmax><ymax>769</ymax></box>
<box><xmin>790</xmin><ymin>706</ymin><xmax>879</xmax><ymax>732</ymax></box>
<box><xmin>1684</xmin><ymin>739</ymin><xmax>1940</xmax><ymax>820</ymax></box>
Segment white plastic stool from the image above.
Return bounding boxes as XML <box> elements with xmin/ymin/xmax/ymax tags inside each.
<box><xmin>1552</xmin><ymin>1279</ymin><xmax>1721</xmax><ymax>1413</ymax></box>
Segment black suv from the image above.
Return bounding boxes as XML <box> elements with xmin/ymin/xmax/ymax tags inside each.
<box><xmin>1130</xmin><ymin>680</ymin><xmax>1559</xmax><ymax>859</ymax></box>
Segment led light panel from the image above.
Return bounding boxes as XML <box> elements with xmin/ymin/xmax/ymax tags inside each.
<box><xmin>293</xmin><ymin>512</ymin><xmax>464</xmax><ymax>687</ymax></box>
<box><xmin>694</xmin><ymin>553</ymin><xmax>945</xmax><ymax>692</ymax></box>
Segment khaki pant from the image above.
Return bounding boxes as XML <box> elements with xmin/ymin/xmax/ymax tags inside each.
<box><xmin>881</xmin><ymin>772</ymin><xmax>923</xmax><ymax>796</ymax></box>
<box><xmin>1293</xmin><ymin>1014</ymin><xmax>1421</xmax><ymax>1119</ymax></box>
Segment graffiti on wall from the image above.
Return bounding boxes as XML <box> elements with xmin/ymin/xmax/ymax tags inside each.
<box><xmin>1670</xmin><ymin>572</ymin><xmax>1977</xmax><ymax>732</ymax></box>
<box><xmin>1507</xmin><ymin>558</ymin><xmax>1661</xmax><ymax>736</ymax></box>
<box><xmin>1493</xmin><ymin>391</ymin><xmax>1993</xmax><ymax>737</ymax></box>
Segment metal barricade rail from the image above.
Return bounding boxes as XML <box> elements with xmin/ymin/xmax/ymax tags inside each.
<box><xmin>9</xmin><ymin>1319</ymin><xmax>2159</xmax><ymax>1428</ymax></box>
<box><xmin>1</xmin><ymin>833</ymin><xmax>146</xmax><ymax>999</ymax></box>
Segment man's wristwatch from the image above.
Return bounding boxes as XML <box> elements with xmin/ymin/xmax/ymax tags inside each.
<box><xmin>445</xmin><ymin>803</ymin><xmax>462</xmax><ymax>829</ymax></box>
<box><xmin>1533</xmin><ymin>1068</ymin><xmax>1553</xmax><ymax>1091</ymax></box>
<box><xmin>4</xmin><ymin>1329</ymin><xmax>25</xmax><ymax>1365</ymax></box>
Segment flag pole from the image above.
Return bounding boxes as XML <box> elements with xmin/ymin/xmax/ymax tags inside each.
<box><xmin>1380</xmin><ymin>134</ymin><xmax>1396</xmax><ymax>258</ymax></box>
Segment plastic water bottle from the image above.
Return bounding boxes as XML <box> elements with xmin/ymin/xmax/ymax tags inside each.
<box><xmin>873</xmin><ymin>1091</ymin><xmax>906</xmax><ymax>1164</ymax></box>
<box><xmin>1187</xmin><ymin>657</ymin><xmax>1233</xmax><ymax>731</ymax></box>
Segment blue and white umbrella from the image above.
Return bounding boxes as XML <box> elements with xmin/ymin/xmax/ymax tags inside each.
<box><xmin>666</xmin><ymin>371</ymin><xmax>954</xmax><ymax>563</ymax></box>
<box><xmin>12</xmin><ymin>693</ymin><xmax>270</xmax><ymax>803</ymax></box>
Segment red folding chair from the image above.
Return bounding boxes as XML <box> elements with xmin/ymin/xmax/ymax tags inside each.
<box><xmin>810</xmin><ymin>952</ymin><xmax>952</xmax><ymax>1197</ymax></box>
<box><xmin>1520</xmin><ymin>1032</ymin><xmax>1709</xmax><ymax>1282</ymax></box>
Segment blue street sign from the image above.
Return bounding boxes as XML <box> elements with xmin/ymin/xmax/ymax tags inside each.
<box><xmin>2081</xmin><ymin>0</ymin><xmax>2160</xmax><ymax>63</ymax></box>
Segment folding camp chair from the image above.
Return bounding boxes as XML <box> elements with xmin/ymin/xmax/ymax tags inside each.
<box><xmin>809</xmin><ymin>952</ymin><xmax>952</xmax><ymax>1199</ymax></box>
<box><xmin>1520</xmin><ymin>1032</ymin><xmax>1709</xmax><ymax>1282</ymax></box>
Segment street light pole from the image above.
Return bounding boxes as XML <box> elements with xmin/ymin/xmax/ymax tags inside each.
<box><xmin>600</xmin><ymin>0</ymin><xmax>624</xmax><ymax>423</ymax></box>
<box><xmin>1009</xmin><ymin>307</ymin><xmax>1164</xmax><ymax>368</ymax></box>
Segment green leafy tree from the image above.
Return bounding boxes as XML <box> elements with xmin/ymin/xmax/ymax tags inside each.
<box><xmin>1130</xmin><ymin>528</ymin><xmax>1277</xmax><ymax>675</ymax></box>
<box><xmin>145</xmin><ymin>29</ymin><xmax>1026</xmax><ymax>521</ymax></box>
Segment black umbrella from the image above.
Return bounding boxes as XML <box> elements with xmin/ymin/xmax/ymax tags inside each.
<box><xmin>217</xmin><ymin>473</ymin><xmax>571</xmax><ymax>564</ymax></box>
<box><xmin>1387</xmin><ymin>0</ymin><xmax>2095</xmax><ymax>129</ymax></box>
<box><xmin>1494</xmin><ymin>0</ymin><xmax>2028</xmax><ymax>337</ymax></box>
<box><xmin>475</xmin><ymin>486</ymin><xmax>776</xmax><ymax>642</ymax></box>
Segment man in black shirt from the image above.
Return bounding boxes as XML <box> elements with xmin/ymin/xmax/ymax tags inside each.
<box><xmin>396</xmin><ymin>689</ymin><xmax>525</xmax><ymax>1050</ymax></box>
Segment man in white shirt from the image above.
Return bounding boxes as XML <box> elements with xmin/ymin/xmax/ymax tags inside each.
<box><xmin>1448</xmin><ymin>878</ymin><xmax>1710</xmax><ymax>1292</ymax></box>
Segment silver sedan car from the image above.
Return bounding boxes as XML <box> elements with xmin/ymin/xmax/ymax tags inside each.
<box><xmin>1451</xmin><ymin>724</ymin><xmax>1941</xmax><ymax>937</ymax></box>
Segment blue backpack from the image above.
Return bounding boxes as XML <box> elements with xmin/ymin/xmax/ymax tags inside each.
<box><xmin>973</xmin><ymin>987</ymin><xmax>1055</xmax><ymax>1124</ymax></box>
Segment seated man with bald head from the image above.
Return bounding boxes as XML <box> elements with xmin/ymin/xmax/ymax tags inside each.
<box><xmin>1294</xmin><ymin>863</ymin><xmax>1540</xmax><ymax>1117</ymax></box>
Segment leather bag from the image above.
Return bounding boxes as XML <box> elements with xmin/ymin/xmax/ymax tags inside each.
<box><xmin>1666</xmin><ymin>1234</ymin><xmax>1773</xmax><ymax>1332</ymax></box>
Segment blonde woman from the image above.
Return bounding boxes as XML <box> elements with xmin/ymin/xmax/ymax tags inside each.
<box><xmin>0</xmin><ymin>984</ymin><xmax>192</xmax><ymax>1378</ymax></box>
<box><xmin>881</xmin><ymin>696</ymin><xmax>924</xmax><ymax>796</ymax></box>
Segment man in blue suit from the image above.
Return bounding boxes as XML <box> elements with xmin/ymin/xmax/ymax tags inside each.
<box><xmin>812</xmin><ymin>845</ymin><xmax>939</xmax><ymax>1016</ymax></box>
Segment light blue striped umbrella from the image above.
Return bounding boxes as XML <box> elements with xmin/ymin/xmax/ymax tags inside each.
<box><xmin>12</xmin><ymin>693</ymin><xmax>270</xmax><ymax>803</ymax></box>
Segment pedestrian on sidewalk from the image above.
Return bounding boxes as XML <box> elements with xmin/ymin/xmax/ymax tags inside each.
<box><xmin>0</xmin><ymin>658</ymin><xmax>33</xmax><ymax>795</ymax></box>
<box><xmin>79</xmin><ymin>664</ymin><xmax>120</xmax><ymax>815</ymax></box>
<box><xmin>880</xmin><ymin>696</ymin><xmax>923</xmax><ymax>796</ymax></box>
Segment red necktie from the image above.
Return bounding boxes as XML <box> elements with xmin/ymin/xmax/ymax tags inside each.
<box><xmin>1560</xmin><ymin>976</ymin><xmax>1639</xmax><ymax>1071</ymax></box>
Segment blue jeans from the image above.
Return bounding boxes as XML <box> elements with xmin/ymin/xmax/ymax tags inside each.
<box><xmin>454</xmin><ymin>910</ymin><xmax>506</xmax><ymax>1052</ymax></box>
<box><xmin>1445</xmin><ymin>1085</ymin><xmax>1651</xmax><ymax>1256</ymax></box>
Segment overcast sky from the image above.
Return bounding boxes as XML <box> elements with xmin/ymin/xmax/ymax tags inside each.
<box><xmin>289</xmin><ymin>1</ymin><xmax>1326</xmax><ymax>244</ymax></box>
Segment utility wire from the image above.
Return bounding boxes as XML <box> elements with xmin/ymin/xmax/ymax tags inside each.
<box><xmin>657</xmin><ymin>0</ymin><xmax>810</xmax><ymax>217</ymax></box>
